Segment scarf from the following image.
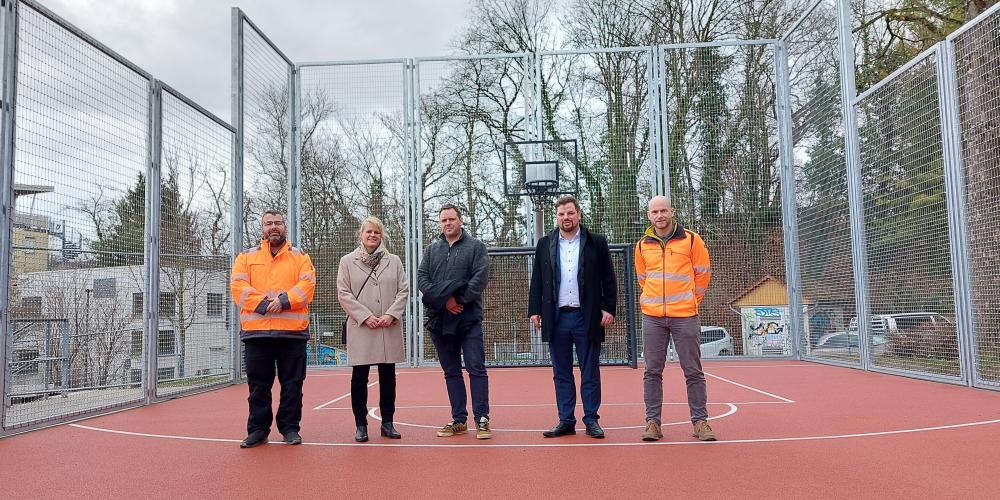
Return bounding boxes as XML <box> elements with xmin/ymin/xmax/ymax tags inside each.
<box><xmin>357</xmin><ymin>242</ymin><xmax>387</xmax><ymax>269</ymax></box>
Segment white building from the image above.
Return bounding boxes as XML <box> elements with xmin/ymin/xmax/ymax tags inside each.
<box><xmin>12</xmin><ymin>264</ymin><xmax>232</xmax><ymax>394</ymax></box>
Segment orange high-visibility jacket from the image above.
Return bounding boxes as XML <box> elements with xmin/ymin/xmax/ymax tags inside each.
<box><xmin>634</xmin><ymin>224</ymin><xmax>711</xmax><ymax>318</ymax></box>
<box><xmin>230</xmin><ymin>240</ymin><xmax>316</xmax><ymax>338</ymax></box>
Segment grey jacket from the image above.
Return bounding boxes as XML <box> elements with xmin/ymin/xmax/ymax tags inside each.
<box><xmin>417</xmin><ymin>229</ymin><xmax>490</xmax><ymax>322</ymax></box>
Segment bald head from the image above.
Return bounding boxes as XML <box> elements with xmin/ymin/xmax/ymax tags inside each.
<box><xmin>647</xmin><ymin>195</ymin><xmax>671</xmax><ymax>211</ymax></box>
<box><xmin>647</xmin><ymin>195</ymin><xmax>675</xmax><ymax>235</ymax></box>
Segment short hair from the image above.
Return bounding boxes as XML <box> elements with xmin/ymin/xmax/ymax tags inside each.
<box><xmin>357</xmin><ymin>216</ymin><xmax>387</xmax><ymax>244</ymax></box>
<box><xmin>261</xmin><ymin>210</ymin><xmax>285</xmax><ymax>224</ymax></box>
<box><xmin>439</xmin><ymin>203</ymin><xmax>463</xmax><ymax>218</ymax></box>
<box><xmin>555</xmin><ymin>195</ymin><xmax>581</xmax><ymax>213</ymax></box>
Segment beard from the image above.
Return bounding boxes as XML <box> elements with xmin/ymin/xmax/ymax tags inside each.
<box><xmin>267</xmin><ymin>233</ymin><xmax>286</xmax><ymax>247</ymax></box>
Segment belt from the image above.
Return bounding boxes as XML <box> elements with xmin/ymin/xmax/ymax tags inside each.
<box><xmin>558</xmin><ymin>305</ymin><xmax>581</xmax><ymax>312</ymax></box>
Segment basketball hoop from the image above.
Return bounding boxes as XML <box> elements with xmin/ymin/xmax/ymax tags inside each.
<box><xmin>502</xmin><ymin>139</ymin><xmax>579</xmax><ymax>213</ymax></box>
<box><xmin>524</xmin><ymin>160</ymin><xmax>559</xmax><ymax>211</ymax></box>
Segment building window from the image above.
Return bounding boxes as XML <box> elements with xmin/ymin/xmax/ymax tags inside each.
<box><xmin>132</xmin><ymin>293</ymin><xmax>143</xmax><ymax>319</ymax></box>
<box><xmin>206</xmin><ymin>293</ymin><xmax>224</xmax><ymax>317</ymax></box>
<box><xmin>23</xmin><ymin>236</ymin><xmax>37</xmax><ymax>254</ymax></box>
<box><xmin>92</xmin><ymin>278</ymin><xmax>117</xmax><ymax>299</ymax></box>
<box><xmin>20</xmin><ymin>296</ymin><xmax>42</xmax><ymax>316</ymax></box>
<box><xmin>159</xmin><ymin>292</ymin><xmax>176</xmax><ymax>317</ymax></box>
<box><xmin>157</xmin><ymin>329</ymin><xmax>175</xmax><ymax>356</ymax></box>
<box><xmin>156</xmin><ymin>367</ymin><xmax>175</xmax><ymax>382</ymax></box>
<box><xmin>131</xmin><ymin>330</ymin><xmax>142</xmax><ymax>356</ymax></box>
<box><xmin>130</xmin><ymin>369</ymin><xmax>142</xmax><ymax>384</ymax></box>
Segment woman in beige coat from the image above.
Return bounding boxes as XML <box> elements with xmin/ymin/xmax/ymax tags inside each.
<box><xmin>337</xmin><ymin>217</ymin><xmax>408</xmax><ymax>442</ymax></box>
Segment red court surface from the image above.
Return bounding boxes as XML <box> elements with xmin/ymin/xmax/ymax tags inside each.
<box><xmin>1</xmin><ymin>360</ymin><xmax>999</xmax><ymax>499</ymax></box>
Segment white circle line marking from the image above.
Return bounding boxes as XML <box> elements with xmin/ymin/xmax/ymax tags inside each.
<box><xmin>68</xmin><ymin>417</ymin><xmax>1000</xmax><ymax>448</ymax></box>
<box><xmin>366</xmin><ymin>404</ymin><xmax>738</xmax><ymax>431</ymax></box>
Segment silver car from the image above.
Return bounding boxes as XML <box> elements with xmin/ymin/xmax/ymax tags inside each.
<box><xmin>700</xmin><ymin>326</ymin><xmax>734</xmax><ymax>357</ymax></box>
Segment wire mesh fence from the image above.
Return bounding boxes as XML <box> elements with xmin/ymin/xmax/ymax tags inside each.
<box><xmin>6</xmin><ymin>0</ymin><xmax>1000</xmax><ymax>438</ymax></box>
<box><xmin>659</xmin><ymin>43</ymin><xmax>788</xmax><ymax>358</ymax></box>
<box><xmin>297</xmin><ymin>61</ymin><xmax>409</xmax><ymax>366</ymax></box>
<box><xmin>156</xmin><ymin>89</ymin><xmax>234</xmax><ymax>396</ymax></box>
<box><xmin>855</xmin><ymin>48</ymin><xmax>962</xmax><ymax>380</ymax></box>
<box><xmin>538</xmin><ymin>49</ymin><xmax>653</xmax><ymax>246</ymax></box>
<box><xmin>239</xmin><ymin>18</ymin><xmax>291</xmax><ymax>249</ymax></box>
<box><xmin>418</xmin><ymin>246</ymin><xmax>636</xmax><ymax>367</ymax></box>
<box><xmin>785</xmin><ymin>0</ymin><xmax>860</xmax><ymax>365</ymax></box>
<box><xmin>416</xmin><ymin>55</ymin><xmax>534</xmax><ymax>248</ymax></box>
<box><xmin>4</xmin><ymin>2</ymin><xmax>150</xmax><ymax>428</ymax></box>
<box><xmin>950</xmin><ymin>5</ymin><xmax>1000</xmax><ymax>387</ymax></box>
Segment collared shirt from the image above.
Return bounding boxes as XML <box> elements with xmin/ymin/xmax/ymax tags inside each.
<box><xmin>557</xmin><ymin>228</ymin><xmax>581</xmax><ymax>308</ymax></box>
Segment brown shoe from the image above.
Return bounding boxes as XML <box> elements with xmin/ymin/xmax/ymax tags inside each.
<box><xmin>641</xmin><ymin>420</ymin><xmax>662</xmax><ymax>442</ymax></box>
<box><xmin>692</xmin><ymin>420</ymin><xmax>717</xmax><ymax>441</ymax></box>
<box><xmin>475</xmin><ymin>417</ymin><xmax>493</xmax><ymax>440</ymax></box>
<box><xmin>436</xmin><ymin>421</ymin><xmax>468</xmax><ymax>437</ymax></box>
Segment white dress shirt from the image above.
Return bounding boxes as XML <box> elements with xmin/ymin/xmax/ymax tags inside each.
<box><xmin>557</xmin><ymin>228</ymin><xmax>581</xmax><ymax>308</ymax></box>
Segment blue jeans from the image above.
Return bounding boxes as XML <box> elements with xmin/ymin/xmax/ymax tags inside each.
<box><xmin>431</xmin><ymin>322</ymin><xmax>490</xmax><ymax>423</ymax></box>
<box><xmin>549</xmin><ymin>309</ymin><xmax>601</xmax><ymax>425</ymax></box>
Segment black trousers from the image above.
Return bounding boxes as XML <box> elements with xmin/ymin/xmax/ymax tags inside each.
<box><xmin>244</xmin><ymin>337</ymin><xmax>307</xmax><ymax>435</ymax></box>
<box><xmin>351</xmin><ymin>363</ymin><xmax>396</xmax><ymax>426</ymax></box>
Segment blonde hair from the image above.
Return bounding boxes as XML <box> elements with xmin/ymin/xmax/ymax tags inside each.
<box><xmin>357</xmin><ymin>216</ymin><xmax>388</xmax><ymax>246</ymax></box>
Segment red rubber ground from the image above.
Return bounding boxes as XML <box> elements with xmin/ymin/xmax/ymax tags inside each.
<box><xmin>1</xmin><ymin>361</ymin><xmax>998</xmax><ymax>498</ymax></box>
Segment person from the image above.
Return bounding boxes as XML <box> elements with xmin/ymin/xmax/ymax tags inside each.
<box><xmin>230</xmin><ymin>210</ymin><xmax>316</xmax><ymax>448</ymax></box>
<box><xmin>528</xmin><ymin>195</ymin><xmax>617</xmax><ymax>439</ymax></box>
<box><xmin>635</xmin><ymin>195</ymin><xmax>716</xmax><ymax>442</ymax></box>
<box><xmin>337</xmin><ymin>217</ymin><xmax>409</xmax><ymax>443</ymax></box>
<box><xmin>417</xmin><ymin>203</ymin><xmax>492</xmax><ymax>440</ymax></box>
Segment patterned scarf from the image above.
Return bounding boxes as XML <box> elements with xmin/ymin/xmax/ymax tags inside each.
<box><xmin>357</xmin><ymin>242</ymin><xmax>387</xmax><ymax>269</ymax></box>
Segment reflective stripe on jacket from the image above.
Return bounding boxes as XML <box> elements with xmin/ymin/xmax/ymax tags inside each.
<box><xmin>230</xmin><ymin>240</ymin><xmax>316</xmax><ymax>337</ymax></box>
<box><xmin>634</xmin><ymin>224</ymin><xmax>711</xmax><ymax>318</ymax></box>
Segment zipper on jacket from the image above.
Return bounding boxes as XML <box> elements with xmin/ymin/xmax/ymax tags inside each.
<box><xmin>661</xmin><ymin>243</ymin><xmax>667</xmax><ymax>314</ymax></box>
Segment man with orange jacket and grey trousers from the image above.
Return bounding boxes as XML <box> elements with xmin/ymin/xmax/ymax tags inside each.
<box><xmin>635</xmin><ymin>196</ymin><xmax>716</xmax><ymax>442</ymax></box>
<box><xmin>231</xmin><ymin>210</ymin><xmax>316</xmax><ymax>448</ymax></box>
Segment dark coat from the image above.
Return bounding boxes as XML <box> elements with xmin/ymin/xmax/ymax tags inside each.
<box><xmin>528</xmin><ymin>225</ymin><xmax>617</xmax><ymax>343</ymax></box>
<box><xmin>420</xmin><ymin>279</ymin><xmax>480</xmax><ymax>342</ymax></box>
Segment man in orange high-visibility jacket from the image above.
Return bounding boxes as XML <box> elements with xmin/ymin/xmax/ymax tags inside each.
<box><xmin>635</xmin><ymin>195</ymin><xmax>717</xmax><ymax>443</ymax></box>
<box><xmin>231</xmin><ymin>210</ymin><xmax>316</xmax><ymax>449</ymax></box>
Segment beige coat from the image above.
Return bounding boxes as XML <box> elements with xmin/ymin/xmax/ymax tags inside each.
<box><xmin>337</xmin><ymin>250</ymin><xmax>408</xmax><ymax>366</ymax></box>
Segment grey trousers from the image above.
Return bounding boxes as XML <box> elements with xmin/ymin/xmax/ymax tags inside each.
<box><xmin>642</xmin><ymin>314</ymin><xmax>708</xmax><ymax>424</ymax></box>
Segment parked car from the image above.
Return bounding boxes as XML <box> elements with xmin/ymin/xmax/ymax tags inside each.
<box><xmin>846</xmin><ymin>312</ymin><xmax>953</xmax><ymax>355</ymax></box>
<box><xmin>812</xmin><ymin>331</ymin><xmax>860</xmax><ymax>355</ymax></box>
<box><xmin>700</xmin><ymin>326</ymin><xmax>734</xmax><ymax>357</ymax></box>
<box><xmin>849</xmin><ymin>312</ymin><xmax>953</xmax><ymax>336</ymax></box>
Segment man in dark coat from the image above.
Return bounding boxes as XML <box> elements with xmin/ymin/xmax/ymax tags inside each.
<box><xmin>528</xmin><ymin>195</ymin><xmax>617</xmax><ymax>438</ymax></box>
<box><xmin>417</xmin><ymin>203</ymin><xmax>492</xmax><ymax>439</ymax></box>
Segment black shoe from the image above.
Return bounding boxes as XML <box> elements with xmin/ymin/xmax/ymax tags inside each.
<box><xmin>542</xmin><ymin>422</ymin><xmax>577</xmax><ymax>438</ymax></box>
<box><xmin>240</xmin><ymin>431</ymin><xmax>268</xmax><ymax>448</ymax></box>
<box><xmin>585</xmin><ymin>422</ymin><xmax>605</xmax><ymax>439</ymax></box>
<box><xmin>380</xmin><ymin>422</ymin><xmax>402</xmax><ymax>439</ymax></box>
<box><xmin>355</xmin><ymin>426</ymin><xmax>369</xmax><ymax>443</ymax></box>
<box><xmin>282</xmin><ymin>431</ymin><xmax>302</xmax><ymax>445</ymax></box>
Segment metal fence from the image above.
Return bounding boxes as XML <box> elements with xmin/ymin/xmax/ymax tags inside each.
<box><xmin>784</xmin><ymin>0</ymin><xmax>860</xmax><ymax>366</ymax></box>
<box><xmin>4</xmin><ymin>0</ymin><xmax>1000</xmax><ymax>437</ymax></box>
<box><xmin>417</xmin><ymin>245</ymin><xmax>637</xmax><ymax>368</ymax></box>
<box><xmin>781</xmin><ymin>0</ymin><xmax>1000</xmax><ymax>387</ymax></box>
<box><xmin>0</xmin><ymin>0</ymin><xmax>237</xmax><ymax>434</ymax></box>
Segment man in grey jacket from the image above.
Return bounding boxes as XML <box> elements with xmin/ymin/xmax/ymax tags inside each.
<box><xmin>417</xmin><ymin>203</ymin><xmax>492</xmax><ymax>439</ymax></box>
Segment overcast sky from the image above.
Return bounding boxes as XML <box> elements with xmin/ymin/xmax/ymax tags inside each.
<box><xmin>42</xmin><ymin>0</ymin><xmax>472</xmax><ymax>121</ymax></box>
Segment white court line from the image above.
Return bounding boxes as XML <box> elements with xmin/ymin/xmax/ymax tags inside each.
<box><xmin>68</xmin><ymin>417</ymin><xmax>1000</xmax><ymax>448</ymax></box>
<box><xmin>319</xmin><ymin>401</ymin><xmax>792</xmax><ymax>410</ymax></box>
<box><xmin>700</xmin><ymin>364</ymin><xmax>817</xmax><ymax>368</ymax></box>
<box><xmin>705</xmin><ymin>372</ymin><xmax>795</xmax><ymax>403</ymax></box>
<box><xmin>367</xmin><ymin>403</ymin><xmax>739</xmax><ymax>431</ymax></box>
<box><xmin>312</xmin><ymin>380</ymin><xmax>379</xmax><ymax>410</ymax></box>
